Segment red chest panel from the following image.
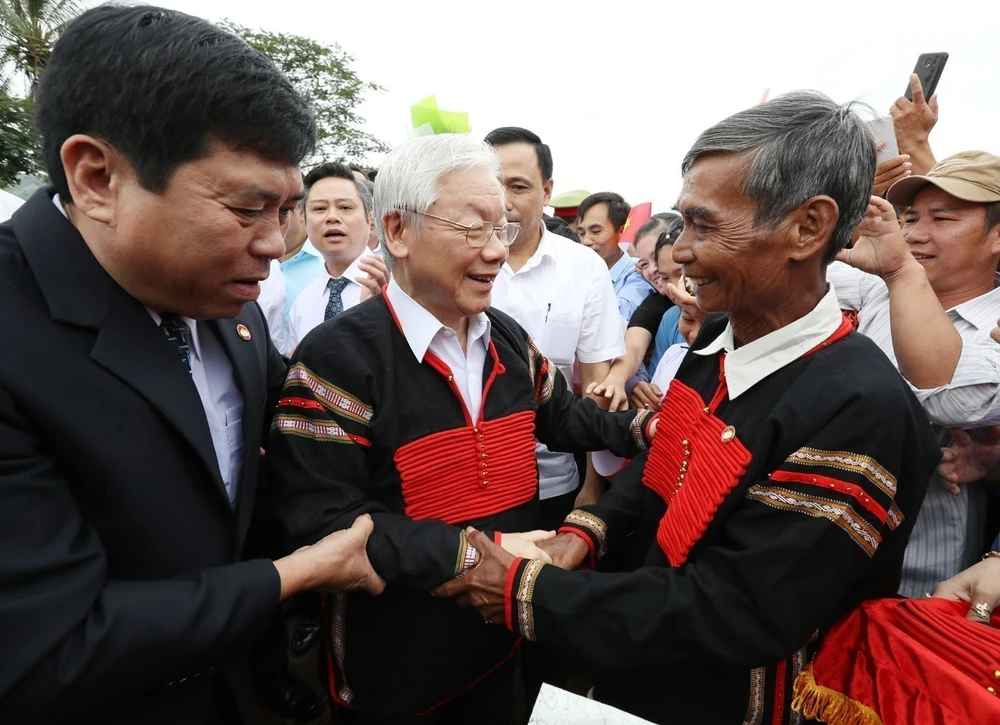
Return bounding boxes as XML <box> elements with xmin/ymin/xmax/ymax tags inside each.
<box><xmin>393</xmin><ymin>410</ymin><xmax>538</xmax><ymax>524</ymax></box>
<box><xmin>642</xmin><ymin>379</ymin><xmax>752</xmax><ymax>567</ymax></box>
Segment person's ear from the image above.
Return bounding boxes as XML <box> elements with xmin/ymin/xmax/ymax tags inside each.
<box><xmin>787</xmin><ymin>195</ymin><xmax>839</xmax><ymax>262</ymax></box>
<box><xmin>60</xmin><ymin>134</ymin><xmax>130</xmax><ymax>226</ymax></box>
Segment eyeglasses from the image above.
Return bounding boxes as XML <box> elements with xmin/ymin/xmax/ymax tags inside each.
<box><xmin>409</xmin><ymin>210</ymin><xmax>520</xmax><ymax>248</ymax></box>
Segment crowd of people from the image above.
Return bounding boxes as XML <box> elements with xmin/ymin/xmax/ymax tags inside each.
<box><xmin>2</xmin><ymin>5</ymin><xmax>1000</xmax><ymax>725</ymax></box>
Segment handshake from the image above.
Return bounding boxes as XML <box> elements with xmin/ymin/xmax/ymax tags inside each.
<box><xmin>272</xmin><ymin>519</ymin><xmax>591</xmax><ymax>604</ymax></box>
<box><xmin>494</xmin><ymin>529</ymin><xmax>589</xmax><ymax>570</ymax></box>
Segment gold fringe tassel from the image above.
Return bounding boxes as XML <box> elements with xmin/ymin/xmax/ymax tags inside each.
<box><xmin>791</xmin><ymin>665</ymin><xmax>883</xmax><ymax>725</ymax></box>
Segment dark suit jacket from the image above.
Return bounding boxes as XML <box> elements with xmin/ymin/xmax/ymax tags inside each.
<box><xmin>0</xmin><ymin>189</ymin><xmax>288</xmax><ymax>724</ymax></box>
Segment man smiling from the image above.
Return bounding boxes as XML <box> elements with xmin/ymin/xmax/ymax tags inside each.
<box><xmin>265</xmin><ymin>134</ymin><xmax>657</xmax><ymax>724</ymax></box>
<box><xmin>436</xmin><ymin>93</ymin><xmax>940</xmax><ymax>725</ymax></box>
<box><xmin>829</xmin><ymin>150</ymin><xmax>1000</xmax><ymax>598</ymax></box>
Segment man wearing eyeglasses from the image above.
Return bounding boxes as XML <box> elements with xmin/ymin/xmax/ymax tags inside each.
<box><xmin>264</xmin><ymin>133</ymin><xmax>658</xmax><ymax>724</ymax></box>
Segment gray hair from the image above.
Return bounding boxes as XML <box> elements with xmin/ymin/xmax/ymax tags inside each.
<box><xmin>681</xmin><ymin>91</ymin><xmax>876</xmax><ymax>263</ymax></box>
<box><xmin>374</xmin><ymin>134</ymin><xmax>501</xmax><ymax>269</ymax></box>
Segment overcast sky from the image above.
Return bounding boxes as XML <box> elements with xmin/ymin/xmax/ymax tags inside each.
<box><xmin>140</xmin><ymin>0</ymin><xmax>995</xmax><ymax>212</ymax></box>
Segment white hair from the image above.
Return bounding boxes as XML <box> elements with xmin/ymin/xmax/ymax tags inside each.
<box><xmin>374</xmin><ymin>134</ymin><xmax>501</xmax><ymax>268</ymax></box>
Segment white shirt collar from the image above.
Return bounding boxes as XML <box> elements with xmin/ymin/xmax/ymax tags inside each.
<box><xmin>385</xmin><ymin>277</ymin><xmax>491</xmax><ymax>362</ymax></box>
<box><xmin>693</xmin><ymin>286</ymin><xmax>844</xmax><ymax>399</ymax></box>
<box><xmin>503</xmin><ymin>224</ymin><xmax>557</xmax><ymax>276</ymax></box>
<box><xmin>146</xmin><ymin>309</ymin><xmax>204</xmax><ymax>362</ymax></box>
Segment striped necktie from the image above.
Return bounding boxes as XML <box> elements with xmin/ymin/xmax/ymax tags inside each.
<box><xmin>160</xmin><ymin>315</ymin><xmax>192</xmax><ymax>372</ymax></box>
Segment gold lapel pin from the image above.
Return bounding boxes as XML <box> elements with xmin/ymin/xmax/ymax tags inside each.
<box><xmin>236</xmin><ymin>324</ymin><xmax>251</xmax><ymax>341</ymax></box>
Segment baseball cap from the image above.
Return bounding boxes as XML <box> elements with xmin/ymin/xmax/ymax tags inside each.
<box><xmin>887</xmin><ymin>150</ymin><xmax>1000</xmax><ymax>206</ymax></box>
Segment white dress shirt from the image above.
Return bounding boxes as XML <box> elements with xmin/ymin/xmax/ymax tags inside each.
<box><xmin>52</xmin><ymin>194</ymin><xmax>245</xmax><ymax>504</ymax></box>
<box><xmin>0</xmin><ymin>189</ymin><xmax>23</xmax><ymax>222</ymax></box>
<box><xmin>258</xmin><ymin>258</ymin><xmax>289</xmax><ymax>354</ymax></box>
<box><xmin>288</xmin><ymin>250</ymin><xmax>371</xmax><ymax>352</ymax></box>
<box><xmin>693</xmin><ymin>286</ymin><xmax>844</xmax><ymax>399</ymax></box>
<box><xmin>827</xmin><ymin>261</ymin><xmax>1000</xmax><ymax>597</ymax></box>
<box><xmin>385</xmin><ymin>277</ymin><xmax>491</xmax><ymax>422</ymax></box>
<box><xmin>147</xmin><ymin>312</ymin><xmax>244</xmax><ymax>505</ymax></box>
<box><xmin>491</xmin><ymin>226</ymin><xmax>626</xmax><ymax>499</ymax></box>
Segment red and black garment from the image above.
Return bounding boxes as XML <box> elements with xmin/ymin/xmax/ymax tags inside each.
<box><xmin>264</xmin><ymin>296</ymin><xmax>653</xmax><ymax>719</ymax></box>
<box><xmin>502</xmin><ymin>313</ymin><xmax>941</xmax><ymax>725</ymax></box>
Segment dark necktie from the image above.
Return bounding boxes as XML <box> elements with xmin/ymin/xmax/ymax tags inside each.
<box><xmin>325</xmin><ymin>277</ymin><xmax>351</xmax><ymax>321</ymax></box>
<box><xmin>160</xmin><ymin>315</ymin><xmax>192</xmax><ymax>372</ymax></box>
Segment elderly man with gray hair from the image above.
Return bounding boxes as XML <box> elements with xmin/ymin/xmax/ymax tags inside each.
<box><xmin>264</xmin><ymin>133</ymin><xmax>657</xmax><ymax>723</ymax></box>
<box><xmin>435</xmin><ymin>92</ymin><xmax>941</xmax><ymax>724</ymax></box>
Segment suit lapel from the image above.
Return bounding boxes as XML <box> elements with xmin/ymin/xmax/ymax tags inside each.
<box><xmin>91</xmin><ymin>293</ymin><xmax>231</xmax><ymax>504</ymax></box>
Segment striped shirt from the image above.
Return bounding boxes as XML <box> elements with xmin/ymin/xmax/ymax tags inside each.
<box><xmin>827</xmin><ymin>262</ymin><xmax>999</xmax><ymax>597</ymax></box>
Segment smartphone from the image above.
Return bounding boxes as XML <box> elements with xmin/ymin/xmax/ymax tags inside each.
<box><xmin>904</xmin><ymin>52</ymin><xmax>948</xmax><ymax>101</ymax></box>
<box><xmin>866</xmin><ymin>117</ymin><xmax>899</xmax><ymax>165</ymax></box>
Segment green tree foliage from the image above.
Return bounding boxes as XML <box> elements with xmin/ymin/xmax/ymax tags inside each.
<box><xmin>223</xmin><ymin>22</ymin><xmax>388</xmax><ymax>163</ymax></box>
<box><xmin>0</xmin><ymin>0</ymin><xmax>81</xmax><ymax>92</ymax></box>
<box><xmin>0</xmin><ymin>86</ymin><xmax>41</xmax><ymax>187</ymax></box>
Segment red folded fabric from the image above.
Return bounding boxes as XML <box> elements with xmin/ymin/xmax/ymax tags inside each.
<box><xmin>792</xmin><ymin>597</ymin><xmax>1000</xmax><ymax>725</ymax></box>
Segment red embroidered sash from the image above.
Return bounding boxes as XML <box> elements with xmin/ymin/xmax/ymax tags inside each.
<box><xmin>394</xmin><ymin>410</ymin><xmax>538</xmax><ymax>524</ymax></box>
<box><xmin>642</xmin><ymin>314</ymin><xmax>855</xmax><ymax>566</ymax></box>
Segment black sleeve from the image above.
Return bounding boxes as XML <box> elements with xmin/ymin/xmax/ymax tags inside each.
<box><xmin>555</xmin><ymin>454</ymin><xmax>650</xmax><ymax>566</ymax></box>
<box><xmin>525</xmin><ymin>337</ymin><xmax>654</xmax><ymax>458</ymax></box>
<box><xmin>627</xmin><ymin>293</ymin><xmax>671</xmax><ymax>334</ymax></box>
<box><xmin>0</xmin><ymin>385</ymin><xmax>280</xmax><ymax>721</ymax></box>
<box><xmin>502</xmin><ymin>390</ymin><xmax>935</xmax><ymax>670</ymax></box>
<box><xmin>264</xmin><ymin>345</ymin><xmax>483</xmax><ymax>591</ymax></box>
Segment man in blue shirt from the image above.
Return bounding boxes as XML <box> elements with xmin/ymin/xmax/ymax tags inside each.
<box><xmin>576</xmin><ymin>192</ymin><xmax>653</xmax><ymax>321</ymax></box>
<box><xmin>279</xmin><ymin>200</ymin><xmax>324</xmax><ymax>317</ymax></box>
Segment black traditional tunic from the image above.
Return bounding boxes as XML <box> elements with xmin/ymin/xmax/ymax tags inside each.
<box><xmin>264</xmin><ymin>294</ymin><xmax>653</xmax><ymax>718</ymax></box>
<box><xmin>502</xmin><ymin>312</ymin><xmax>940</xmax><ymax>725</ymax></box>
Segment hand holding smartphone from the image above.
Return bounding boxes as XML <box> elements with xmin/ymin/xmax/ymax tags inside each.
<box><xmin>904</xmin><ymin>52</ymin><xmax>948</xmax><ymax>101</ymax></box>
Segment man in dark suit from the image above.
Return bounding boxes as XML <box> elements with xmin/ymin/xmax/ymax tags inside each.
<box><xmin>0</xmin><ymin>6</ymin><xmax>383</xmax><ymax>725</ymax></box>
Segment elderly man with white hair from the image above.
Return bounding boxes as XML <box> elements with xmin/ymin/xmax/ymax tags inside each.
<box><xmin>264</xmin><ymin>133</ymin><xmax>656</xmax><ymax>724</ymax></box>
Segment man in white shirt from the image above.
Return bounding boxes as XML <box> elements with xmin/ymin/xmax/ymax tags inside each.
<box><xmin>829</xmin><ymin>150</ymin><xmax>1000</xmax><ymax>598</ymax></box>
<box><xmin>484</xmin><ymin>125</ymin><xmax>626</xmax><ymax>705</ymax></box>
<box><xmin>485</xmin><ymin>127</ymin><xmax>625</xmax><ymax>524</ymax></box>
<box><xmin>287</xmin><ymin>161</ymin><xmax>386</xmax><ymax>351</ymax></box>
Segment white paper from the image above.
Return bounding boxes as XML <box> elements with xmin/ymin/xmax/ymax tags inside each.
<box><xmin>528</xmin><ymin>684</ymin><xmax>657</xmax><ymax>725</ymax></box>
<box><xmin>866</xmin><ymin>117</ymin><xmax>900</xmax><ymax>165</ymax></box>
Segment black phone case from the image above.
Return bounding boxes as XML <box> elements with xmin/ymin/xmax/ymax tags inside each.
<box><xmin>904</xmin><ymin>52</ymin><xmax>948</xmax><ymax>101</ymax></box>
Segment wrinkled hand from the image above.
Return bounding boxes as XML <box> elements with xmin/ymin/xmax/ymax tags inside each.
<box><xmin>939</xmin><ymin>427</ymin><xmax>1000</xmax><ymax>494</ymax></box>
<box><xmin>837</xmin><ymin>197</ymin><xmax>914</xmax><ymax>279</ymax></box>
<box><xmin>431</xmin><ymin>529</ymin><xmax>514</xmax><ymax>623</ymax></box>
<box><xmin>294</xmin><ymin>514</ymin><xmax>385</xmax><ymax>595</ymax></box>
<box><xmin>498</xmin><ymin>530</ymin><xmax>556</xmax><ymax>564</ymax></box>
<box><xmin>891</xmin><ymin>73</ymin><xmax>939</xmax><ymax>146</ymax></box>
<box><xmin>358</xmin><ymin>255</ymin><xmax>389</xmax><ymax>301</ymax></box>
<box><xmin>587</xmin><ymin>373</ymin><xmax>629</xmax><ymax>412</ymax></box>
<box><xmin>630</xmin><ymin>381</ymin><xmax>663</xmax><ymax>412</ymax></box>
<box><xmin>933</xmin><ymin>556</ymin><xmax>1000</xmax><ymax>623</ymax></box>
<box><xmin>873</xmin><ymin>153</ymin><xmax>912</xmax><ymax>197</ymax></box>
<box><xmin>536</xmin><ymin>532</ymin><xmax>591</xmax><ymax>571</ymax></box>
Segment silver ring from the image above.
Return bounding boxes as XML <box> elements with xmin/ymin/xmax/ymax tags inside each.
<box><xmin>974</xmin><ymin>601</ymin><xmax>991</xmax><ymax>620</ymax></box>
